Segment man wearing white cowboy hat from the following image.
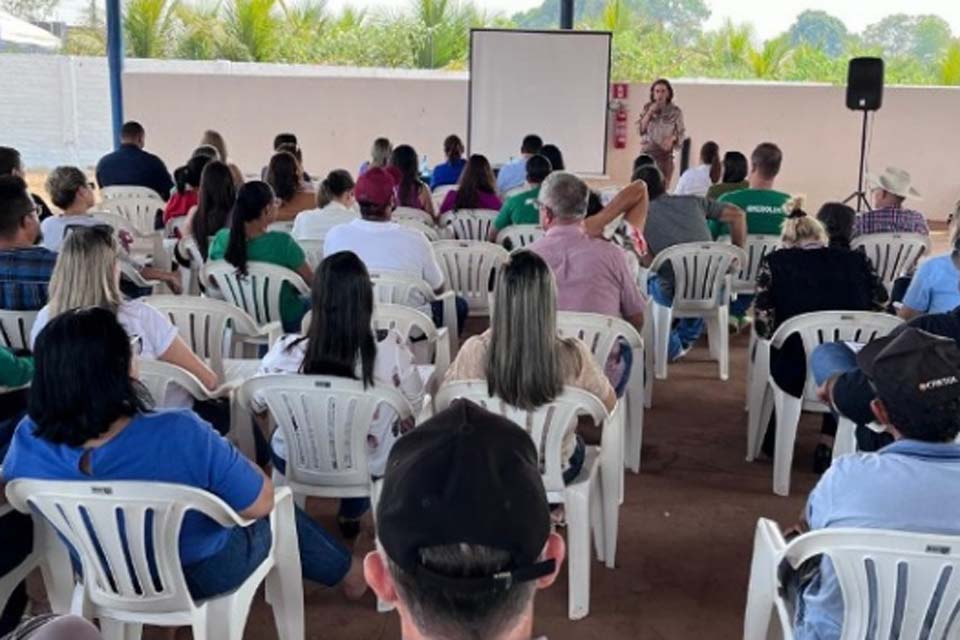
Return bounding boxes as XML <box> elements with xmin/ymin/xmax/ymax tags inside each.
<box><xmin>852</xmin><ymin>165</ymin><xmax>928</xmax><ymax>237</ymax></box>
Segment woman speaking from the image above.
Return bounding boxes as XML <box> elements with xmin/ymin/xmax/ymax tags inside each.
<box><xmin>637</xmin><ymin>78</ymin><xmax>686</xmax><ymax>187</ymax></box>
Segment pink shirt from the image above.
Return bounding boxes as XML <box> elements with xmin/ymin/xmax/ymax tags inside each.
<box><xmin>439</xmin><ymin>189</ymin><xmax>503</xmax><ymax>214</ymax></box>
<box><xmin>529</xmin><ymin>224</ymin><xmax>647</xmax><ymax>320</ymax></box>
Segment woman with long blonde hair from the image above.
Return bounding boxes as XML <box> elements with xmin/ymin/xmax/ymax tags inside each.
<box><xmin>443</xmin><ymin>250</ymin><xmax>615</xmax><ymax>483</ymax></box>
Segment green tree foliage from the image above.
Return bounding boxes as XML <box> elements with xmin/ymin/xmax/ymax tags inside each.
<box><xmin>124</xmin><ymin>0</ymin><xmax>180</xmax><ymax>58</ymax></box>
<box><xmin>222</xmin><ymin>0</ymin><xmax>280</xmax><ymax>61</ymax></box>
<box><xmin>787</xmin><ymin>10</ymin><xmax>847</xmax><ymax>57</ymax></box>
<box><xmin>940</xmin><ymin>41</ymin><xmax>960</xmax><ymax>85</ymax></box>
<box><xmin>862</xmin><ymin>14</ymin><xmax>952</xmax><ymax>63</ymax></box>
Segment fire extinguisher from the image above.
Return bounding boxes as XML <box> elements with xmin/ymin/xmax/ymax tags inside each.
<box><xmin>614</xmin><ymin>101</ymin><xmax>628</xmax><ymax>149</ymax></box>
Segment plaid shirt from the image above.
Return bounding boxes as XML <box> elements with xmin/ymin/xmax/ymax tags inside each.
<box><xmin>852</xmin><ymin>206</ymin><xmax>929</xmax><ymax>237</ymax></box>
<box><xmin>0</xmin><ymin>247</ymin><xmax>57</xmax><ymax>311</ymax></box>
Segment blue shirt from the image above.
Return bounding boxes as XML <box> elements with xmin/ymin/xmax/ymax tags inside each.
<box><xmin>0</xmin><ymin>246</ymin><xmax>57</xmax><ymax>311</ymax></box>
<box><xmin>1</xmin><ymin>410</ymin><xmax>264</xmax><ymax>565</ymax></box>
<box><xmin>799</xmin><ymin>439</ymin><xmax>960</xmax><ymax>639</ymax></box>
<box><xmin>96</xmin><ymin>144</ymin><xmax>174</xmax><ymax>201</ymax></box>
<box><xmin>902</xmin><ymin>254</ymin><xmax>960</xmax><ymax>315</ymax></box>
<box><xmin>429</xmin><ymin>159</ymin><xmax>466</xmax><ymax>189</ymax></box>
<box><xmin>496</xmin><ymin>157</ymin><xmax>528</xmax><ymax>194</ymax></box>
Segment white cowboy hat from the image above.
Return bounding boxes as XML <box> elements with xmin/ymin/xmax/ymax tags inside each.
<box><xmin>867</xmin><ymin>166</ymin><xmax>922</xmax><ymax>200</ymax></box>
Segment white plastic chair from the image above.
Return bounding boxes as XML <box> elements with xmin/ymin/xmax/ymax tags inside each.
<box><xmin>557</xmin><ymin>311</ymin><xmax>645</xmax><ymax>474</ymax></box>
<box><xmin>435</xmin><ymin>382</ymin><xmax>623</xmax><ymax>620</ymax></box>
<box><xmin>267</xmin><ymin>221</ymin><xmax>294</xmax><ymax>234</ymax></box>
<box><xmin>745</xmin><ymin>311</ymin><xmax>902</xmax><ymax>496</ymax></box>
<box><xmin>720</xmin><ymin>234</ymin><xmax>780</xmax><ymax>297</ymax></box>
<box><xmin>393</xmin><ymin>207</ymin><xmax>435</xmax><ymax>227</ymax></box>
<box><xmin>439</xmin><ymin>209</ymin><xmax>499</xmax><ymax>241</ymax></box>
<box><xmin>369</xmin><ymin>270</ymin><xmax>459</xmax><ymax>355</ymax></box>
<box><xmin>744</xmin><ymin>517</ymin><xmax>960</xmax><ymax>640</ymax></box>
<box><xmin>432</xmin><ymin>240</ymin><xmax>508</xmax><ymax>316</ymax></box>
<box><xmin>853</xmin><ymin>233</ymin><xmax>931</xmax><ymax>293</ymax></box>
<box><xmin>296</xmin><ymin>238</ymin><xmax>325</xmax><ymax>270</ymax></box>
<box><xmin>430</xmin><ymin>184</ymin><xmax>457</xmax><ymax>210</ymax></box>
<box><xmin>91</xmin><ymin>210</ymin><xmax>170</xmax><ymax>272</ymax></box>
<box><xmin>396</xmin><ymin>218</ymin><xmax>440</xmax><ymax>241</ymax></box>
<box><xmin>648</xmin><ymin>242</ymin><xmax>746</xmax><ymax>381</ymax></box>
<box><xmin>98</xmin><ymin>196</ymin><xmax>163</xmax><ymax>237</ymax></box>
<box><xmin>99</xmin><ymin>186</ymin><xmax>165</xmax><ymax>202</ymax></box>
<box><xmin>0</xmin><ymin>309</ymin><xmax>37</xmax><ymax>350</ymax></box>
<box><xmin>203</xmin><ymin>261</ymin><xmax>309</xmax><ymax>328</ymax></box>
<box><xmin>238</xmin><ymin>375</ymin><xmax>412</xmax><ymax>510</ymax></box>
<box><xmin>373</xmin><ymin>303</ymin><xmax>450</xmax><ymax>388</ymax></box>
<box><xmin>496</xmin><ymin>224</ymin><xmax>545</xmax><ymax>251</ymax></box>
<box><xmin>5</xmin><ymin>480</ymin><xmax>304</xmax><ymax>640</ymax></box>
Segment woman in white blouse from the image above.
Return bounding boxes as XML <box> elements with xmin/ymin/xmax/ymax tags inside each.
<box><xmin>292</xmin><ymin>169</ymin><xmax>358</xmax><ymax>240</ymax></box>
<box><xmin>255</xmin><ymin>249</ymin><xmax>424</xmax><ymax>536</ymax></box>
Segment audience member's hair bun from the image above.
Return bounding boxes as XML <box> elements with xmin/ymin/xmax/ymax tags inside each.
<box><xmin>784</xmin><ymin>195</ymin><xmax>806</xmax><ymax>218</ymax></box>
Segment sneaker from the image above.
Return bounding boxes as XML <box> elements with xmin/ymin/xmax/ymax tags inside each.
<box><xmin>670</xmin><ymin>343</ymin><xmax>693</xmax><ymax>363</ymax></box>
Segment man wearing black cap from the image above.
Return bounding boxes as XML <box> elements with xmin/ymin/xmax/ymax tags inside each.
<box><xmin>364</xmin><ymin>400</ymin><xmax>565</xmax><ymax>640</ymax></box>
<box><xmin>787</xmin><ymin>328</ymin><xmax>960</xmax><ymax>640</ymax></box>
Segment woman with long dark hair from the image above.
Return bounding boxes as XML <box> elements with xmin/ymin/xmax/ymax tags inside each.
<box><xmin>266</xmin><ymin>151</ymin><xmax>315</xmax><ymax>221</ymax></box>
<box><xmin>637</xmin><ymin>78</ymin><xmax>685</xmax><ymax>187</ymax></box>
<box><xmin>706</xmin><ymin>151</ymin><xmax>749</xmax><ymax>200</ymax></box>
<box><xmin>4</xmin><ymin>306</ymin><xmax>369</xmax><ymax>602</ymax></box>
<box><xmin>255</xmin><ymin>251</ymin><xmax>424</xmax><ymax>533</ymax></box>
<box><xmin>188</xmin><ymin>160</ymin><xmax>236</xmax><ymax>260</ymax></box>
<box><xmin>389</xmin><ymin>144</ymin><xmax>434</xmax><ymax>216</ymax></box>
<box><xmin>208</xmin><ymin>181</ymin><xmax>313</xmax><ymax>332</ymax></box>
<box><xmin>438</xmin><ymin>154</ymin><xmax>503</xmax><ymax>214</ymax></box>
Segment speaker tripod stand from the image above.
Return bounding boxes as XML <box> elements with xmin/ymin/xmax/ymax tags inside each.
<box><xmin>843</xmin><ymin>109</ymin><xmax>872</xmax><ymax>212</ymax></box>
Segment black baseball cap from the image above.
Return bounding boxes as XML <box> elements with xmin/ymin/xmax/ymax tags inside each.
<box><xmin>376</xmin><ymin>399</ymin><xmax>554</xmax><ymax>593</ymax></box>
<box><xmin>857</xmin><ymin>328</ymin><xmax>960</xmax><ymax>411</ymax></box>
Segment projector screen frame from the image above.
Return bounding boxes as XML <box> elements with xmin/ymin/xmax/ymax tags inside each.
<box><xmin>467</xmin><ymin>27</ymin><xmax>613</xmax><ymax>177</ymax></box>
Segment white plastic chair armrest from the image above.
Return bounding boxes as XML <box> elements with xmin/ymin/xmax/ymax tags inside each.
<box><xmin>259</xmin><ymin>321</ymin><xmax>284</xmax><ymax>347</ymax></box>
<box><xmin>433</xmin><ymin>327</ymin><xmax>451</xmax><ymax>384</ymax></box>
<box><xmin>434</xmin><ymin>290</ymin><xmax>459</xmax><ymax>353</ymax></box>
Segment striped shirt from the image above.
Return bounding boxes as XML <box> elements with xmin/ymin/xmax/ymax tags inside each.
<box><xmin>0</xmin><ymin>247</ymin><xmax>57</xmax><ymax>311</ymax></box>
<box><xmin>852</xmin><ymin>206</ymin><xmax>929</xmax><ymax>237</ymax></box>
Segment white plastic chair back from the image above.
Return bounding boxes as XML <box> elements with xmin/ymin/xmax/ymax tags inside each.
<box><xmin>91</xmin><ymin>211</ymin><xmax>166</xmax><ymax>265</ymax></box>
<box><xmin>432</xmin><ymin>240</ymin><xmax>508</xmax><ymax>316</ymax></box>
<box><xmin>5</xmin><ymin>479</ymin><xmax>248</xmax><ymax>614</ymax></box>
<box><xmin>267</xmin><ymin>221</ymin><xmax>294</xmax><ymax>234</ymax></box>
<box><xmin>203</xmin><ymin>261</ymin><xmax>309</xmax><ymax>326</ymax></box>
<box><xmin>648</xmin><ymin>242</ymin><xmax>746</xmax><ymax>312</ymax></box>
<box><xmin>239</xmin><ymin>375</ymin><xmax>412</xmax><ymax>497</ymax></box>
<box><xmin>99</xmin><ymin>186</ymin><xmax>165</xmax><ymax>202</ymax></box>
<box><xmin>99</xmin><ymin>196</ymin><xmax>163</xmax><ymax>236</ymax></box>
<box><xmin>430</xmin><ymin>185</ymin><xmax>457</xmax><ymax>210</ymax></box>
<box><xmin>373</xmin><ymin>303</ymin><xmax>450</xmax><ymax>377</ymax></box>
<box><xmin>297</xmin><ymin>239</ymin><xmax>325</xmax><ymax>270</ymax></box>
<box><xmin>497</xmin><ymin>225</ymin><xmax>545</xmax><ymax>250</ymax></box>
<box><xmin>854</xmin><ymin>233</ymin><xmax>931</xmax><ymax>292</ymax></box>
<box><xmin>0</xmin><ymin>310</ymin><xmax>37</xmax><ymax>350</ymax></box>
<box><xmin>439</xmin><ymin>209</ymin><xmax>499</xmax><ymax>241</ymax></box>
<box><xmin>369</xmin><ymin>270</ymin><xmax>434</xmax><ymax>308</ymax></box>
<box><xmin>136</xmin><ymin>359</ymin><xmax>212</xmax><ymax>408</ymax></box>
<box><xmin>393</xmin><ymin>207</ymin><xmax>434</xmax><ymax>227</ymax></box>
<box><xmin>396</xmin><ymin>219</ymin><xmax>440</xmax><ymax>241</ymax></box>
<box><xmin>728</xmin><ymin>234</ymin><xmax>779</xmax><ymax>295</ymax></box>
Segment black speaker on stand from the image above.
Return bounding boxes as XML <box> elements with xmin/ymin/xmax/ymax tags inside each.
<box><xmin>844</xmin><ymin>57</ymin><xmax>884</xmax><ymax>212</ymax></box>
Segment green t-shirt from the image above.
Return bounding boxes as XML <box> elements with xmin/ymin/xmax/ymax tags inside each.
<box><xmin>0</xmin><ymin>347</ymin><xmax>33</xmax><ymax>388</ymax></box>
<box><xmin>494</xmin><ymin>185</ymin><xmax>541</xmax><ymax>230</ymax></box>
<box><xmin>710</xmin><ymin>188</ymin><xmax>791</xmax><ymax>238</ymax></box>
<box><xmin>208</xmin><ymin>229</ymin><xmax>307</xmax><ymax>328</ymax></box>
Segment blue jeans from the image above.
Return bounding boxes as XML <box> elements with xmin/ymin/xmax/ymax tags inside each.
<box><xmin>563</xmin><ymin>435</ymin><xmax>587</xmax><ymax>485</ymax></box>
<box><xmin>613</xmin><ymin>338</ymin><xmax>634</xmax><ymax>398</ymax></box>
<box><xmin>183</xmin><ymin>506</ymin><xmax>352</xmax><ymax>600</ymax></box>
<box><xmin>648</xmin><ymin>275</ymin><xmax>703</xmax><ymax>360</ymax></box>
<box><xmin>810</xmin><ymin>342</ymin><xmax>859</xmax><ymax>388</ymax></box>
<box><xmin>730</xmin><ymin>294</ymin><xmax>754</xmax><ymax>318</ymax></box>
<box><xmin>431</xmin><ymin>295</ymin><xmax>469</xmax><ymax>336</ymax></box>
<box><xmin>271</xmin><ymin>451</ymin><xmax>371</xmax><ymax>520</ymax></box>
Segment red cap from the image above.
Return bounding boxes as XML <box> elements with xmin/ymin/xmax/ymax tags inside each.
<box><xmin>356</xmin><ymin>167</ymin><xmax>397</xmax><ymax>207</ymax></box>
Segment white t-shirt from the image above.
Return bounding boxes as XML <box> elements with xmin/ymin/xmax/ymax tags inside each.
<box><xmin>31</xmin><ymin>299</ymin><xmax>187</xmax><ymax>407</ymax></box>
<box><xmin>323</xmin><ymin>218</ymin><xmax>445</xmax><ymax>290</ymax></box>
<box><xmin>292</xmin><ymin>202</ymin><xmax>358</xmax><ymax>240</ymax></box>
<box><xmin>673</xmin><ymin>163</ymin><xmax>714</xmax><ymax>197</ymax></box>
<box><xmin>40</xmin><ymin>214</ymin><xmax>106</xmax><ymax>253</ymax></box>
<box><xmin>255</xmin><ymin>329</ymin><xmax>424</xmax><ymax>477</ymax></box>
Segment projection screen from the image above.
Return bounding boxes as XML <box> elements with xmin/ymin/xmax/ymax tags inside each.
<box><xmin>468</xmin><ymin>29</ymin><xmax>612</xmax><ymax>176</ymax></box>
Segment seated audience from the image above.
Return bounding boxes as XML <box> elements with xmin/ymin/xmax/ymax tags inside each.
<box><xmin>323</xmin><ymin>168</ymin><xmax>467</xmax><ymax>333</ymax></box>
<box><xmin>898</xmin><ymin>209</ymin><xmax>960</xmax><ymax>320</ymax></box>
<box><xmin>0</xmin><ymin>176</ymin><xmax>58</xmax><ymax>310</ymax></box>
<box><xmin>359</xmin><ymin>137</ymin><xmax>392</xmax><ymax>177</ymax></box>
<box><xmin>444</xmin><ymin>251</ymin><xmax>615</xmax><ymax>482</ymax></box>
<box><xmin>266</xmin><ymin>151</ymin><xmax>316</xmax><ymax>221</ymax></box>
<box><xmin>634</xmin><ymin>164</ymin><xmax>746</xmax><ymax>361</ymax></box>
<box><xmin>540</xmin><ymin>144</ymin><xmax>565</xmax><ymax>172</ymax></box>
<box><xmin>529</xmin><ymin>172</ymin><xmax>647</xmax><ymax>394</ymax></box>
<box><xmin>200</xmin><ymin>129</ymin><xmax>245</xmax><ymax>186</ymax></box>
<box><xmin>2</xmin><ymin>307</ymin><xmax>368</xmax><ymax>602</ymax></box>
<box><xmin>438</xmin><ymin>154</ymin><xmax>502</xmax><ymax>215</ymax></box>
<box><xmin>95</xmin><ymin>121</ymin><xmax>174</xmax><ymax>200</ymax></box>
<box><xmin>853</xmin><ymin>166</ymin><xmax>928</xmax><ymax>237</ymax></box>
<box><xmin>260</xmin><ymin>133</ymin><xmax>312</xmax><ymax>183</ymax></box>
<box><xmin>429</xmin><ymin>134</ymin><xmax>466</xmax><ymax>190</ymax></box>
<box><xmin>209</xmin><ymin>182</ymin><xmax>313</xmax><ymax>333</ymax></box>
<box><xmin>705</xmin><ymin>150</ymin><xmax>749</xmax><ymax>200</ymax></box>
<box><xmin>753</xmin><ymin>202</ymin><xmax>887</xmax><ymax>470</ymax></box>
<box><xmin>192</xmin><ymin>144</ymin><xmax>220</xmax><ymax>161</ymax></box>
<box><xmin>255</xmin><ymin>251</ymin><xmax>424</xmax><ymax>535</ymax></box>
<box><xmin>364</xmin><ymin>400</ymin><xmax>565</xmax><ymax>640</ymax></box>
<box><xmin>674</xmin><ymin>140</ymin><xmax>721</xmax><ymax>197</ymax></box>
<box><xmin>29</xmin><ymin>228</ymin><xmax>220</xmax><ymax>413</ymax></box>
<box><xmin>784</xmin><ymin>328</ymin><xmax>960</xmax><ymax>640</ymax></box>
<box><xmin>714</xmin><ymin>142</ymin><xmax>790</xmax><ymax>237</ymax></box>
<box><xmin>492</xmin><ymin>154</ymin><xmax>553</xmax><ymax>235</ymax></box>
<box><xmin>0</xmin><ymin>146</ymin><xmax>52</xmax><ymax>221</ymax></box>
<box><xmin>180</xmin><ymin>160</ymin><xmax>237</xmax><ymax>262</ymax></box>
<box><xmin>164</xmin><ymin>154</ymin><xmax>212</xmax><ymax>225</ymax></box>
<box><xmin>497</xmin><ymin>134</ymin><xmax>543</xmax><ymax>195</ymax></box>
<box><xmin>391</xmin><ymin>144</ymin><xmax>435</xmax><ymax>217</ymax></box>
<box><xmin>292</xmin><ymin>170</ymin><xmax>357</xmax><ymax>240</ymax></box>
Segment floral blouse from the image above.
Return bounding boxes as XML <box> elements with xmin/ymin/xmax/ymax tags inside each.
<box><xmin>639</xmin><ymin>102</ymin><xmax>685</xmax><ymax>153</ymax></box>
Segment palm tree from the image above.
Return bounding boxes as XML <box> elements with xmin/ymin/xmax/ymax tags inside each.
<box><xmin>747</xmin><ymin>35</ymin><xmax>792</xmax><ymax>79</ymax></box>
<box><xmin>174</xmin><ymin>1</ymin><xmax>223</xmax><ymax>60</ymax></box>
<box><xmin>939</xmin><ymin>40</ymin><xmax>960</xmax><ymax>85</ymax></box>
<box><xmin>597</xmin><ymin>0</ymin><xmax>633</xmax><ymax>35</ymax></box>
<box><xmin>222</xmin><ymin>0</ymin><xmax>280</xmax><ymax>61</ymax></box>
<box><xmin>124</xmin><ymin>0</ymin><xmax>180</xmax><ymax>58</ymax></box>
<box><xmin>410</xmin><ymin>0</ymin><xmax>477</xmax><ymax>69</ymax></box>
<box><xmin>276</xmin><ymin>0</ymin><xmax>327</xmax><ymax>62</ymax></box>
<box><xmin>706</xmin><ymin>19</ymin><xmax>753</xmax><ymax>70</ymax></box>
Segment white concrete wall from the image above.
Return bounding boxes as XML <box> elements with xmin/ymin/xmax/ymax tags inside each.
<box><xmin>4</xmin><ymin>54</ymin><xmax>959</xmax><ymax>219</ymax></box>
